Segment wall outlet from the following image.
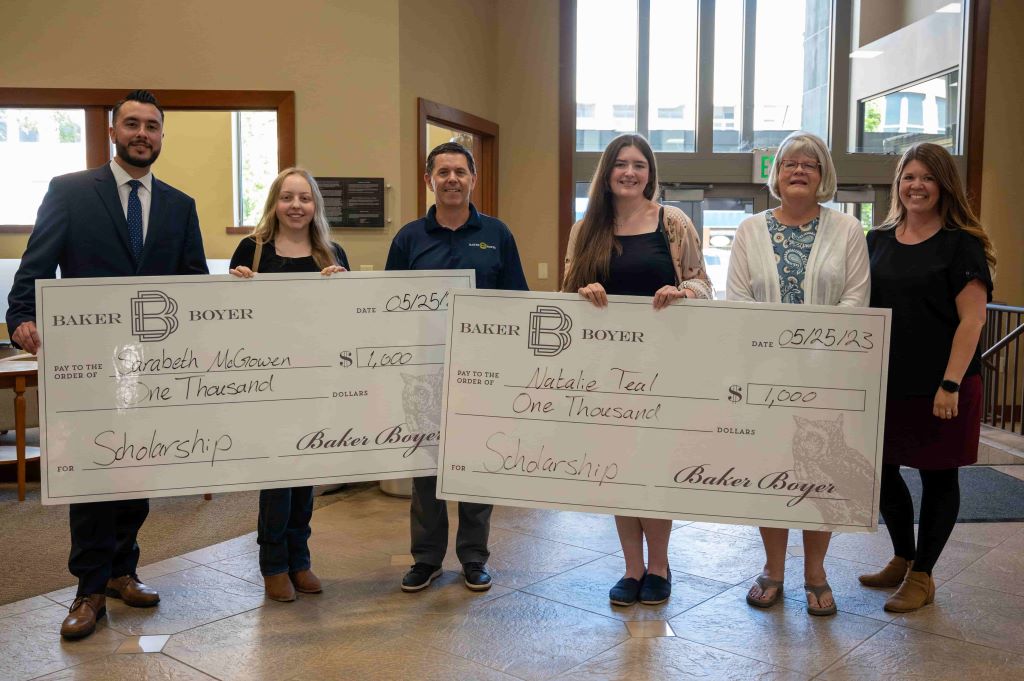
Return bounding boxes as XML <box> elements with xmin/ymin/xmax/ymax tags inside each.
<box><xmin>359</xmin><ymin>264</ymin><xmax>374</xmax><ymax>271</ymax></box>
<box><xmin>538</xmin><ymin>262</ymin><xmax>548</xmax><ymax>279</ymax></box>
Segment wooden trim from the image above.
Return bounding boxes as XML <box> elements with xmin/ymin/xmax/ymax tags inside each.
<box><xmin>965</xmin><ymin>0</ymin><xmax>991</xmax><ymax>217</ymax></box>
<box><xmin>84</xmin><ymin>107</ymin><xmax>110</xmax><ymax>167</ymax></box>
<box><xmin>276</xmin><ymin>92</ymin><xmax>297</xmax><ymax>169</ymax></box>
<box><xmin>0</xmin><ymin>226</ymin><xmax>33</xmax><ymax>234</ymax></box>
<box><xmin>558</xmin><ymin>0</ymin><xmax>575</xmax><ymax>288</ymax></box>
<box><xmin>0</xmin><ymin>88</ymin><xmax>293</xmax><ymax>111</ymax></box>
<box><xmin>417</xmin><ymin>98</ymin><xmax>499</xmax><ymax>217</ymax></box>
<box><xmin>226</xmin><ymin>227</ymin><xmax>255</xmax><ymax>235</ymax></box>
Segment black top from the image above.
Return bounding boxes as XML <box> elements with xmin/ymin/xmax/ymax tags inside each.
<box><xmin>229</xmin><ymin>238</ymin><xmax>350</xmax><ymax>274</ymax></box>
<box><xmin>602</xmin><ymin>210</ymin><xmax>676</xmax><ymax>296</ymax></box>
<box><xmin>385</xmin><ymin>203</ymin><xmax>528</xmax><ymax>290</ymax></box>
<box><xmin>867</xmin><ymin>227</ymin><xmax>992</xmax><ymax>399</ymax></box>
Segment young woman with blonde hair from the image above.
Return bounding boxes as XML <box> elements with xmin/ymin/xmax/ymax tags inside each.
<box><xmin>229</xmin><ymin>167</ymin><xmax>349</xmax><ymax>602</ymax></box>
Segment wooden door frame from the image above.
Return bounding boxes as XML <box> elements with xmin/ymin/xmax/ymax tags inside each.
<box><xmin>417</xmin><ymin>98</ymin><xmax>499</xmax><ymax>216</ymax></box>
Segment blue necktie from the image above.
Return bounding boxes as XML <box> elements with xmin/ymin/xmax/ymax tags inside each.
<box><xmin>127</xmin><ymin>179</ymin><xmax>144</xmax><ymax>263</ymax></box>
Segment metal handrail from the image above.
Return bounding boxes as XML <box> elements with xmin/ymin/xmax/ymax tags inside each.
<box><xmin>982</xmin><ymin>303</ymin><xmax>1024</xmax><ymax>435</ymax></box>
<box><xmin>982</xmin><ymin>322</ymin><xmax>1024</xmax><ymax>363</ymax></box>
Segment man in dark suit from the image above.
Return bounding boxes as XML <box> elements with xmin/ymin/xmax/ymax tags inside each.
<box><xmin>6</xmin><ymin>89</ymin><xmax>208</xmax><ymax>640</ymax></box>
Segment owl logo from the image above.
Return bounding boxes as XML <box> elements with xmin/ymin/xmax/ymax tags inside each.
<box><xmin>791</xmin><ymin>413</ymin><xmax>875</xmax><ymax>528</ymax></box>
<box><xmin>400</xmin><ymin>370</ymin><xmax>443</xmax><ymax>433</ymax></box>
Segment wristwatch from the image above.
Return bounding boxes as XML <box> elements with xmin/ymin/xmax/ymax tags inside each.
<box><xmin>940</xmin><ymin>379</ymin><xmax>960</xmax><ymax>394</ymax></box>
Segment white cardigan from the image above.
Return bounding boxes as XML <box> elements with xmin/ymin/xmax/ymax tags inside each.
<box><xmin>726</xmin><ymin>207</ymin><xmax>870</xmax><ymax>306</ymax></box>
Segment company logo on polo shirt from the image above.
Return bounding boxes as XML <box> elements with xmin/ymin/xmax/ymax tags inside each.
<box><xmin>527</xmin><ymin>305</ymin><xmax>572</xmax><ymax>357</ymax></box>
<box><xmin>470</xmin><ymin>241</ymin><xmax>497</xmax><ymax>250</ymax></box>
<box><xmin>130</xmin><ymin>290</ymin><xmax>179</xmax><ymax>342</ymax></box>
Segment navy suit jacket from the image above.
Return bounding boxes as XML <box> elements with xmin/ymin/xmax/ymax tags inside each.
<box><xmin>6</xmin><ymin>164</ymin><xmax>208</xmax><ymax>335</ymax></box>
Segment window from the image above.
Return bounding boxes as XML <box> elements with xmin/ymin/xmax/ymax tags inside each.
<box><xmin>233</xmin><ymin>111</ymin><xmax>278</xmax><ymax>226</ymax></box>
<box><xmin>712</xmin><ymin>0</ymin><xmax>743</xmax><ymax>150</ymax></box>
<box><xmin>576</xmin><ymin>0</ymin><xmax>638</xmax><ymax>151</ymax></box>
<box><xmin>657</xmin><ymin>106</ymin><xmax>684</xmax><ymax>119</ymax></box>
<box><xmin>0</xmin><ymin>108</ymin><xmax>87</xmax><ymax>225</ymax></box>
<box><xmin>857</xmin><ymin>73</ymin><xmax>958</xmax><ymax>154</ymax></box>
<box><xmin>747</xmin><ymin>0</ymin><xmax>831</xmax><ymax>148</ymax></box>
<box><xmin>648</xmin><ymin>0</ymin><xmax>699</xmax><ymax>152</ymax></box>
<box><xmin>612</xmin><ymin>104</ymin><xmax>636</xmax><ymax>119</ymax></box>
<box><xmin>849</xmin><ymin>2</ymin><xmax>965</xmax><ymax>153</ymax></box>
<box><xmin>576</xmin><ymin>103</ymin><xmax>595</xmax><ymax>118</ymax></box>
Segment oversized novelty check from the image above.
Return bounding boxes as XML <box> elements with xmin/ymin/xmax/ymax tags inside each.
<box><xmin>438</xmin><ymin>290</ymin><xmax>891</xmax><ymax>532</ymax></box>
<box><xmin>36</xmin><ymin>270</ymin><xmax>473</xmax><ymax>504</ymax></box>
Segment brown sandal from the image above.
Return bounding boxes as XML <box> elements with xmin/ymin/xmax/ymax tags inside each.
<box><xmin>746</xmin><ymin>575</ymin><xmax>784</xmax><ymax>608</ymax></box>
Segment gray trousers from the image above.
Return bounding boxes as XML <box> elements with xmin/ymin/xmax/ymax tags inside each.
<box><xmin>411</xmin><ymin>475</ymin><xmax>492</xmax><ymax>565</ymax></box>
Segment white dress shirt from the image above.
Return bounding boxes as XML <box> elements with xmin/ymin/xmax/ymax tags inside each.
<box><xmin>108</xmin><ymin>159</ymin><xmax>153</xmax><ymax>240</ymax></box>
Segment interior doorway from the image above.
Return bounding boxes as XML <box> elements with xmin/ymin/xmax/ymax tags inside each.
<box><xmin>417</xmin><ymin>98</ymin><xmax>498</xmax><ymax>217</ymax></box>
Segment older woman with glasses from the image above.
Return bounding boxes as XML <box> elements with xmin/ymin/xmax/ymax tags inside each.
<box><xmin>727</xmin><ymin>131</ymin><xmax>870</xmax><ymax>616</ymax></box>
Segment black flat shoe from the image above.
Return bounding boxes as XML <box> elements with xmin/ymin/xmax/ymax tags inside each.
<box><xmin>609</xmin><ymin>573</ymin><xmax>645</xmax><ymax>606</ymax></box>
<box><xmin>639</xmin><ymin>568</ymin><xmax>671</xmax><ymax>605</ymax></box>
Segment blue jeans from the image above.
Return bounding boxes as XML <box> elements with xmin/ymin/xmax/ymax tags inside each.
<box><xmin>257</xmin><ymin>487</ymin><xmax>314</xmax><ymax>576</ymax></box>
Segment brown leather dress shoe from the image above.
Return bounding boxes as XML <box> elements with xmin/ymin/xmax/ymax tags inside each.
<box><xmin>858</xmin><ymin>556</ymin><xmax>913</xmax><ymax>588</ymax></box>
<box><xmin>264</xmin><ymin>573</ymin><xmax>296</xmax><ymax>602</ymax></box>
<box><xmin>290</xmin><ymin>569</ymin><xmax>323</xmax><ymax>594</ymax></box>
<box><xmin>106</xmin><ymin>575</ymin><xmax>160</xmax><ymax>607</ymax></box>
<box><xmin>884</xmin><ymin>570</ymin><xmax>935</xmax><ymax>613</ymax></box>
<box><xmin>60</xmin><ymin>594</ymin><xmax>106</xmax><ymax>640</ymax></box>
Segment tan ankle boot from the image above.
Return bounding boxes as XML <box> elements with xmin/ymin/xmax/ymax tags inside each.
<box><xmin>264</xmin><ymin>573</ymin><xmax>296</xmax><ymax>602</ymax></box>
<box><xmin>858</xmin><ymin>557</ymin><xmax>913</xmax><ymax>588</ymax></box>
<box><xmin>884</xmin><ymin>570</ymin><xmax>935</xmax><ymax>613</ymax></box>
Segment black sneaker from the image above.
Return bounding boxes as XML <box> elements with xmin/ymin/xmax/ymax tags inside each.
<box><xmin>401</xmin><ymin>563</ymin><xmax>442</xmax><ymax>592</ymax></box>
<box><xmin>462</xmin><ymin>562</ymin><xmax>492</xmax><ymax>591</ymax></box>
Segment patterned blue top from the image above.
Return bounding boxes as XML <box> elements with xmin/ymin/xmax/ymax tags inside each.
<box><xmin>767</xmin><ymin>211</ymin><xmax>820</xmax><ymax>305</ymax></box>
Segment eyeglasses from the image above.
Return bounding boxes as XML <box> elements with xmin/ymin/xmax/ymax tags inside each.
<box><xmin>780</xmin><ymin>160</ymin><xmax>821</xmax><ymax>173</ymax></box>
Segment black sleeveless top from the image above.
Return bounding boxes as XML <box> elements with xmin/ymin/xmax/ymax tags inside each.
<box><xmin>602</xmin><ymin>208</ymin><xmax>676</xmax><ymax>296</ymax></box>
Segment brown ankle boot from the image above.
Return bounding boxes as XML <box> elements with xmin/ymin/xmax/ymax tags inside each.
<box><xmin>264</xmin><ymin>573</ymin><xmax>296</xmax><ymax>602</ymax></box>
<box><xmin>884</xmin><ymin>570</ymin><xmax>935</xmax><ymax>613</ymax></box>
<box><xmin>289</xmin><ymin>569</ymin><xmax>322</xmax><ymax>594</ymax></box>
<box><xmin>858</xmin><ymin>557</ymin><xmax>913</xmax><ymax>588</ymax></box>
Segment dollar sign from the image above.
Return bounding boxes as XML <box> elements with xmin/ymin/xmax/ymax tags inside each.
<box><xmin>728</xmin><ymin>385</ymin><xmax>743</xmax><ymax>402</ymax></box>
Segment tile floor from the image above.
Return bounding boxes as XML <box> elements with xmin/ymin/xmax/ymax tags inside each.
<box><xmin>3</xmin><ymin>474</ymin><xmax>1024</xmax><ymax>681</ymax></box>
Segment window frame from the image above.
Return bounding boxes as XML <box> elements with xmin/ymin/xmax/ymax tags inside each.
<box><xmin>0</xmin><ymin>88</ymin><xmax>295</xmax><ymax>234</ymax></box>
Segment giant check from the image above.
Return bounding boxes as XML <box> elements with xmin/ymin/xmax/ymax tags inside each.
<box><xmin>36</xmin><ymin>270</ymin><xmax>473</xmax><ymax>504</ymax></box>
<box><xmin>438</xmin><ymin>290</ymin><xmax>891</xmax><ymax>532</ymax></box>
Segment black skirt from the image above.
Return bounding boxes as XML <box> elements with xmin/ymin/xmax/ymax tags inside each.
<box><xmin>882</xmin><ymin>374</ymin><xmax>982</xmax><ymax>470</ymax></box>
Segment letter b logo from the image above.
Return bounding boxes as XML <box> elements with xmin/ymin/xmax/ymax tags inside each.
<box><xmin>130</xmin><ymin>290</ymin><xmax>179</xmax><ymax>342</ymax></box>
<box><xmin>528</xmin><ymin>305</ymin><xmax>572</xmax><ymax>357</ymax></box>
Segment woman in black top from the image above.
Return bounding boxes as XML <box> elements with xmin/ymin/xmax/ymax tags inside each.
<box><xmin>860</xmin><ymin>143</ymin><xmax>995</xmax><ymax>613</ymax></box>
<box><xmin>229</xmin><ymin>168</ymin><xmax>349</xmax><ymax>602</ymax></box>
<box><xmin>562</xmin><ymin>134</ymin><xmax>713</xmax><ymax>607</ymax></box>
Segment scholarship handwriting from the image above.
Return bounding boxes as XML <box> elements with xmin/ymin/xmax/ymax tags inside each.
<box><xmin>92</xmin><ymin>429</ymin><xmax>233</xmax><ymax>467</ymax></box>
<box><xmin>482</xmin><ymin>431</ymin><xmax>619</xmax><ymax>486</ymax></box>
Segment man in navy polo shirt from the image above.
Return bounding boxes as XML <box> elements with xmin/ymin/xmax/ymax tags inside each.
<box><xmin>387</xmin><ymin>141</ymin><xmax>527</xmax><ymax>593</ymax></box>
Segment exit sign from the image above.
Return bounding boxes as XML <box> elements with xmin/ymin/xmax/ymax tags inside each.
<box><xmin>753</xmin><ymin>149</ymin><xmax>776</xmax><ymax>183</ymax></box>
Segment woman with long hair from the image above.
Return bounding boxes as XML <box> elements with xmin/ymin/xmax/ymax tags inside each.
<box><xmin>229</xmin><ymin>167</ymin><xmax>349</xmax><ymax>602</ymax></box>
<box><xmin>859</xmin><ymin>142</ymin><xmax>994</xmax><ymax>612</ymax></box>
<box><xmin>563</xmin><ymin>133</ymin><xmax>712</xmax><ymax>607</ymax></box>
<box><xmin>727</xmin><ymin>131</ymin><xmax>870</xmax><ymax>616</ymax></box>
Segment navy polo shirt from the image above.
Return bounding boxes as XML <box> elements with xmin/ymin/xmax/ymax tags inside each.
<box><xmin>385</xmin><ymin>203</ymin><xmax>528</xmax><ymax>290</ymax></box>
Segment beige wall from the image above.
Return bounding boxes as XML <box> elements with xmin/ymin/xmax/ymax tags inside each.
<box><xmin>0</xmin><ymin>0</ymin><xmax>402</xmax><ymax>271</ymax></box>
<box><xmin>981</xmin><ymin>0</ymin><xmax>1024</xmax><ymax>306</ymax></box>
<box><xmin>495</xmin><ymin>0</ymin><xmax>560</xmax><ymax>292</ymax></box>
<box><xmin>157</xmin><ymin>111</ymin><xmax>235</xmax><ymax>259</ymax></box>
